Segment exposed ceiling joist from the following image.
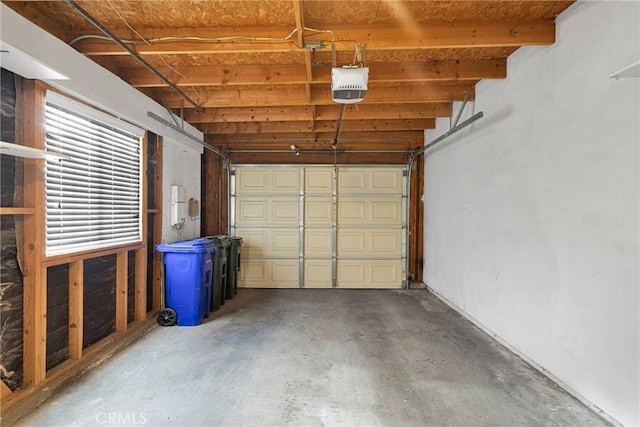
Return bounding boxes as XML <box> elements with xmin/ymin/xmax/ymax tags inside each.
<box><xmin>73</xmin><ymin>21</ymin><xmax>555</xmax><ymax>56</ymax></box>
<box><xmin>182</xmin><ymin>103</ymin><xmax>450</xmax><ymax>123</ymax></box>
<box><xmin>120</xmin><ymin>59</ymin><xmax>506</xmax><ymax>88</ymax></box>
<box><xmin>154</xmin><ymin>83</ymin><xmax>475</xmax><ymax>108</ymax></box>
<box><xmin>201</xmin><ymin>118</ymin><xmax>434</xmax><ymax>134</ymax></box>
<box><xmin>209</xmin><ymin>130</ymin><xmax>426</xmax><ymax>145</ymax></box>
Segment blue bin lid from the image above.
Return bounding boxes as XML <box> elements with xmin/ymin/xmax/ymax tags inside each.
<box><xmin>156</xmin><ymin>239</ymin><xmax>215</xmax><ymax>253</ymax></box>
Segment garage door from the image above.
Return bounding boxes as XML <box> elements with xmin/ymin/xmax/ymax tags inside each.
<box><xmin>232</xmin><ymin>165</ymin><xmax>407</xmax><ymax>289</ymax></box>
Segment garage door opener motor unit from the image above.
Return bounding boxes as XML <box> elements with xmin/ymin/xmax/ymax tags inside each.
<box><xmin>331</xmin><ymin>66</ymin><xmax>369</xmax><ymax>104</ymax></box>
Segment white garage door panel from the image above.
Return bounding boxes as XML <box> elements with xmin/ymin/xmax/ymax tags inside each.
<box><xmin>370</xmin><ymin>169</ymin><xmax>403</xmax><ymax>194</ymax></box>
<box><xmin>336</xmin><ymin>260</ymin><xmax>402</xmax><ymax>288</ymax></box>
<box><xmin>338</xmin><ymin>168</ymin><xmax>403</xmax><ymax>194</ymax></box>
<box><xmin>239</xmin><ymin>259</ymin><xmax>299</xmax><ymax>288</ymax></box>
<box><xmin>271</xmin><ymin>261</ymin><xmax>299</xmax><ymax>286</ymax></box>
<box><xmin>235</xmin><ymin>228</ymin><xmax>299</xmax><ymax>257</ymax></box>
<box><xmin>235</xmin><ymin>169</ymin><xmax>268</xmax><ymax>193</ymax></box>
<box><xmin>236</xmin><ymin>168</ymin><xmax>300</xmax><ymax>194</ymax></box>
<box><xmin>234</xmin><ymin>229</ymin><xmax>267</xmax><ymax>257</ymax></box>
<box><xmin>305</xmin><ymin>229</ymin><xmax>332</xmax><ymax>257</ymax></box>
<box><xmin>370</xmin><ymin>200</ymin><xmax>402</xmax><ymax>224</ymax></box>
<box><xmin>305</xmin><ymin>198</ymin><xmax>333</xmax><ymax>225</ymax></box>
<box><xmin>336</xmin><ymin>261</ymin><xmax>365</xmax><ymax>287</ymax></box>
<box><xmin>236</xmin><ymin>197</ymin><xmax>299</xmax><ymax>226</ymax></box>
<box><xmin>304</xmin><ymin>260</ymin><xmax>332</xmax><ymax>288</ymax></box>
<box><xmin>233</xmin><ymin>165</ymin><xmax>406</xmax><ymax>289</ymax></box>
<box><xmin>337</xmin><ymin>198</ymin><xmax>402</xmax><ymax>225</ymax></box>
<box><xmin>240</xmin><ymin>260</ymin><xmax>268</xmax><ymax>284</ymax></box>
<box><xmin>337</xmin><ymin>229</ymin><xmax>402</xmax><ymax>258</ymax></box>
<box><xmin>305</xmin><ymin>168</ymin><xmax>333</xmax><ymax>194</ymax></box>
<box><xmin>369</xmin><ymin>261</ymin><xmax>402</xmax><ymax>287</ymax></box>
<box><xmin>272</xmin><ymin>169</ymin><xmax>300</xmax><ymax>193</ymax></box>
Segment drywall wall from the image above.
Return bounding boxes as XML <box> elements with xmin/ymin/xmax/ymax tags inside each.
<box><xmin>423</xmin><ymin>2</ymin><xmax>639</xmax><ymax>425</ymax></box>
<box><xmin>0</xmin><ymin>3</ymin><xmax>203</xmax><ymax>153</ymax></box>
<box><xmin>162</xmin><ymin>137</ymin><xmax>202</xmax><ymax>243</ymax></box>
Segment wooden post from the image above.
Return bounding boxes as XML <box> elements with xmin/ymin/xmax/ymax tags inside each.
<box><xmin>68</xmin><ymin>260</ymin><xmax>84</xmax><ymax>359</ymax></box>
<box><xmin>409</xmin><ymin>155</ymin><xmax>425</xmax><ymax>283</ymax></box>
<box><xmin>134</xmin><ymin>249</ymin><xmax>147</xmax><ymax>321</ymax></box>
<box><xmin>152</xmin><ymin>136</ymin><xmax>163</xmax><ymax>312</ymax></box>
<box><xmin>21</xmin><ymin>80</ymin><xmax>47</xmax><ymax>385</ymax></box>
<box><xmin>115</xmin><ymin>252</ymin><xmax>128</xmax><ymax>331</ymax></box>
<box><xmin>135</xmin><ymin>133</ymin><xmax>149</xmax><ymax>320</ymax></box>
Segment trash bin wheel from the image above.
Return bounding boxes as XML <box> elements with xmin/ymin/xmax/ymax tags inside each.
<box><xmin>158</xmin><ymin>308</ymin><xmax>177</xmax><ymax>326</ymax></box>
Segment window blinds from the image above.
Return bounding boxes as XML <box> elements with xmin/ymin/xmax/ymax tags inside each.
<box><xmin>45</xmin><ymin>91</ymin><xmax>144</xmax><ymax>256</ymax></box>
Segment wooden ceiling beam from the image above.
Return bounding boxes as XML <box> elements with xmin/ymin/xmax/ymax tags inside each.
<box><xmin>209</xmin><ymin>131</ymin><xmax>425</xmax><ymax>144</ymax></box>
<box><xmin>315</xmin><ymin>118</ymin><xmax>435</xmax><ymax>132</ymax></box>
<box><xmin>157</xmin><ymin>83</ymin><xmax>475</xmax><ymax>108</ymax></box>
<box><xmin>75</xmin><ymin>20</ymin><xmax>555</xmax><ymax>56</ymax></box>
<box><xmin>228</xmin><ymin>152</ymin><xmax>410</xmax><ymax>165</ymax></box>
<box><xmin>122</xmin><ymin>64</ymin><xmax>308</xmax><ymax>87</ymax></box>
<box><xmin>314</xmin><ymin>103</ymin><xmax>451</xmax><ymax>120</ymax></box>
<box><xmin>292</xmin><ymin>0</ymin><xmax>314</xmax><ymax>103</ymax></box>
<box><xmin>183</xmin><ymin>106</ymin><xmax>314</xmax><ymax>123</ymax></box>
<box><xmin>209</xmin><ymin>142</ymin><xmax>418</xmax><ymax>151</ymax></box>
<box><xmin>121</xmin><ymin>59</ymin><xmax>505</xmax><ymax>88</ymax></box>
<box><xmin>201</xmin><ymin>118</ymin><xmax>434</xmax><ymax>134</ymax></box>
<box><xmin>182</xmin><ymin>103</ymin><xmax>450</xmax><ymax>123</ymax></box>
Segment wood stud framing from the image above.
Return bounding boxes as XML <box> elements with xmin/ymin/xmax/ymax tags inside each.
<box><xmin>21</xmin><ymin>81</ymin><xmax>48</xmax><ymax>387</ymax></box>
<box><xmin>68</xmin><ymin>261</ymin><xmax>84</xmax><ymax>359</ymax></box>
<box><xmin>3</xmin><ymin>82</ymin><xmax>163</xmax><ymax>413</ymax></box>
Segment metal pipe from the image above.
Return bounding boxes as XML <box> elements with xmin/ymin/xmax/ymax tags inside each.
<box><xmin>452</xmin><ymin>92</ymin><xmax>469</xmax><ymax>129</ymax></box>
<box><xmin>65</xmin><ymin>0</ymin><xmax>205</xmax><ymax>113</ymax></box>
<box><xmin>414</xmin><ymin>111</ymin><xmax>484</xmax><ymax>157</ymax></box>
<box><xmin>146</xmin><ymin>111</ymin><xmax>228</xmax><ymax>161</ymax></box>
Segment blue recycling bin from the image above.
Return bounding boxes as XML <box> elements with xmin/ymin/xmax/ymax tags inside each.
<box><xmin>156</xmin><ymin>239</ymin><xmax>214</xmax><ymax>326</ymax></box>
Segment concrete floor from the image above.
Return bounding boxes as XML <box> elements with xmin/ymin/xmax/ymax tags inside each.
<box><xmin>18</xmin><ymin>289</ymin><xmax>608</xmax><ymax>426</ymax></box>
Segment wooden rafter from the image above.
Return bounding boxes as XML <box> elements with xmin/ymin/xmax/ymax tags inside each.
<box><xmin>201</xmin><ymin>118</ymin><xmax>435</xmax><ymax>134</ymax></box>
<box><xmin>74</xmin><ymin>21</ymin><xmax>555</xmax><ymax>56</ymax></box>
<box><xmin>182</xmin><ymin>103</ymin><xmax>450</xmax><ymax>123</ymax></box>
<box><xmin>120</xmin><ymin>59</ymin><xmax>506</xmax><ymax>88</ymax></box>
<box><xmin>209</xmin><ymin>130</ymin><xmax>425</xmax><ymax>145</ymax></box>
<box><xmin>155</xmin><ymin>83</ymin><xmax>475</xmax><ymax>108</ymax></box>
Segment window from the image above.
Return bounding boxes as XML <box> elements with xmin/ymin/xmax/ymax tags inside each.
<box><xmin>44</xmin><ymin>91</ymin><xmax>144</xmax><ymax>256</ymax></box>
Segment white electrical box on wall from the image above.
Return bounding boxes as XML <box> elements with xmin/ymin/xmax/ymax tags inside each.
<box><xmin>170</xmin><ymin>185</ymin><xmax>186</xmax><ymax>227</ymax></box>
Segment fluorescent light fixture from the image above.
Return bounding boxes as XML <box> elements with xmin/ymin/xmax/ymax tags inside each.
<box><xmin>0</xmin><ymin>41</ymin><xmax>69</xmax><ymax>80</ymax></box>
<box><xmin>0</xmin><ymin>141</ymin><xmax>71</xmax><ymax>160</ymax></box>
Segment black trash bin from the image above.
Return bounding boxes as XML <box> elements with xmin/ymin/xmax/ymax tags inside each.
<box><xmin>228</xmin><ymin>237</ymin><xmax>243</xmax><ymax>298</ymax></box>
<box><xmin>206</xmin><ymin>235</ymin><xmax>230</xmax><ymax>308</ymax></box>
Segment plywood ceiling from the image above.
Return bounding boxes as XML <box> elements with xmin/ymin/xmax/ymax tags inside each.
<box><xmin>5</xmin><ymin>0</ymin><xmax>573</xmax><ymax>155</ymax></box>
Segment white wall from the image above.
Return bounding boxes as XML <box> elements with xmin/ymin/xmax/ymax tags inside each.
<box><xmin>161</xmin><ymin>138</ymin><xmax>202</xmax><ymax>243</ymax></box>
<box><xmin>423</xmin><ymin>2</ymin><xmax>639</xmax><ymax>425</ymax></box>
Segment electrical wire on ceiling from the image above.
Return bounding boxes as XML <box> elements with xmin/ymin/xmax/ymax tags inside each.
<box><xmin>69</xmin><ymin>25</ymin><xmax>352</xmax><ymax>51</ymax></box>
<box><xmin>105</xmin><ymin>0</ymin><xmax>187</xmax><ymax>79</ymax></box>
<box><xmin>65</xmin><ymin>0</ymin><xmax>205</xmax><ymax>112</ymax></box>
<box><xmin>69</xmin><ymin>28</ymin><xmax>304</xmax><ymax>49</ymax></box>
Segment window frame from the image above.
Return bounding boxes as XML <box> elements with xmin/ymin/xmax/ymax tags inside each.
<box><xmin>44</xmin><ymin>91</ymin><xmax>145</xmax><ymax>257</ymax></box>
